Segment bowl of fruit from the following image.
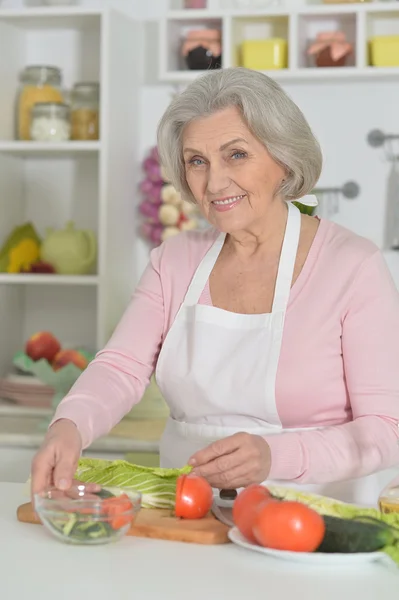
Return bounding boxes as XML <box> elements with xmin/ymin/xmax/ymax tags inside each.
<box><xmin>12</xmin><ymin>331</ymin><xmax>94</xmax><ymax>412</ymax></box>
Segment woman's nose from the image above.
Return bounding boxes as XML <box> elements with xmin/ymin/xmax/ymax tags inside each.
<box><xmin>206</xmin><ymin>163</ymin><xmax>230</xmax><ymax>196</ymax></box>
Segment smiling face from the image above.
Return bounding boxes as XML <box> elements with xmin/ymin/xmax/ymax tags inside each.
<box><xmin>182</xmin><ymin>106</ymin><xmax>286</xmax><ymax>234</ymax></box>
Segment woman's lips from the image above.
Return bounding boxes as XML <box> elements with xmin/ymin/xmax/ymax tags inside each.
<box><xmin>211</xmin><ymin>194</ymin><xmax>246</xmax><ymax>212</ymax></box>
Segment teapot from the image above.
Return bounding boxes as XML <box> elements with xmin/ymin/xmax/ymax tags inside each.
<box><xmin>40</xmin><ymin>221</ymin><xmax>97</xmax><ymax>275</ymax></box>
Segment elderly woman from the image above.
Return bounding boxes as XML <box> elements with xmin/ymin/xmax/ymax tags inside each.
<box><xmin>31</xmin><ymin>68</ymin><xmax>399</xmax><ymax>506</ymax></box>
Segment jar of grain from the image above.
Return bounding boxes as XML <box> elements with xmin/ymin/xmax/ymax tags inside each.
<box><xmin>16</xmin><ymin>65</ymin><xmax>64</xmax><ymax>141</ymax></box>
<box><xmin>379</xmin><ymin>475</ymin><xmax>399</xmax><ymax>515</ymax></box>
<box><xmin>30</xmin><ymin>103</ymin><xmax>71</xmax><ymax>142</ymax></box>
<box><xmin>70</xmin><ymin>82</ymin><xmax>100</xmax><ymax>141</ymax></box>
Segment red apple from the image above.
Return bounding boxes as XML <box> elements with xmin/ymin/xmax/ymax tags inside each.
<box><xmin>52</xmin><ymin>349</ymin><xmax>88</xmax><ymax>372</ymax></box>
<box><xmin>25</xmin><ymin>332</ymin><xmax>61</xmax><ymax>362</ymax></box>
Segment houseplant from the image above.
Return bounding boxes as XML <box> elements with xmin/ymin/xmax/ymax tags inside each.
<box><xmin>307</xmin><ymin>31</ymin><xmax>353</xmax><ymax>67</ymax></box>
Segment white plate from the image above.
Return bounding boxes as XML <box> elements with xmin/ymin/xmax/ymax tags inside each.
<box><xmin>228</xmin><ymin>527</ymin><xmax>390</xmax><ymax>566</ymax></box>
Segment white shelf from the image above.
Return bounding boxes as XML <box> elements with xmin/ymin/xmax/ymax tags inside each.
<box><xmin>0</xmin><ymin>6</ymin><xmax>101</xmax><ymax>29</ymax></box>
<box><xmin>160</xmin><ymin>66</ymin><xmax>399</xmax><ymax>83</ymax></box>
<box><xmin>167</xmin><ymin>3</ymin><xmax>399</xmax><ymax>19</ymax></box>
<box><xmin>165</xmin><ymin>8</ymin><xmax>289</xmax><ymax>19</ymax></box>
<box><xmin>296</xmin><ymin>3</ymin><xmax>399</xmax><ymax>16</ymax></box>
<box><xmin>160</xmin><ymin>3</ymin><xmax>399</xmax><ymax>82</ymax></box>
<box><xmin>0</xmin><ymin>141</ymin><xmax>101</xmax><ymax>158</ymax></box>
<box><xmin>0</xmin><ymin>274</ymin><xmax>99</xmax><ymax>285</ymax></box>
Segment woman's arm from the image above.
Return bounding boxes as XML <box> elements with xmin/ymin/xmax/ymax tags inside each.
<box><xmin>49</xmin><ymin>245</ymin><xmax>166</xmax><ymax>449</ymax></box>
<box><xmin>266</xmin><ymin>249</ymin><xmax>399</xmax><ymax>483</ymax></box>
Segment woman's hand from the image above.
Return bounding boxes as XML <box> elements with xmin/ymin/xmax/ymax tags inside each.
<box><xmin>188</xmin><ymin>432</ymin><xmax>271</xmax><ymax>489</ymax></box>
<box><xmin>31</xmin><ymin>419</ymin><xmax>98</xmax><ymax>497</ymax></box>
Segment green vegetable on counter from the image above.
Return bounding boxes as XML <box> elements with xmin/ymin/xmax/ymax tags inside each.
<box><xmin>268</xmin><ymin>485</ymin><xmax>399</xmax><ymax>566</ymax></box>
<box><xmin>75</xmin><ymin>458</ymin><xmax>192</xmax><ymax>509</ymax></box>
<box><xmin>318</xmin><ymin>515</ymin><xmax>398</xmax><ymax>554</ymax></box>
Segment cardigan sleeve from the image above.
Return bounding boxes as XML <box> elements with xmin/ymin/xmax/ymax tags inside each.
<box><xmin>266</xmin><ymin>250</ymin><xmax>399</xmax><ymax>483</ymax></box>
<box><xmin>49</xmin><ymin>245</ymin><xmax>166</xmax><ymax>449</ymax></box>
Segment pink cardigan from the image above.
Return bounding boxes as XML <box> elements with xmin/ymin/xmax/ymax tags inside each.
<box><xmin>52</xmin><ymin>218</ymin><xmax>399</xmax><ymax>483</ymax></box>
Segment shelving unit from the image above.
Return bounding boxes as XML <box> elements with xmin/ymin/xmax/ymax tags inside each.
<box><xmin>0</xmin><ymin>6</ymin><xmax>141</xmax><ymax>379</ymax></box>
<box><xmin>0</xmin><ymin>274</ymin><xmax>99</xmax><ymax>285</ymax></box>
<box><xmin>0</xmin><ymin>141</ymin><xmax>100</xmax><ymax>158</ymax></box>
<box><xmin>159</xmin><ymin>3</ymin><xmax>399</xmax><ymax>82</ymax></box>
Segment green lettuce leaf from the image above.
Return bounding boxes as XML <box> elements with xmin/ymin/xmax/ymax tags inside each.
<box><xmin>268</xmin><ymin>485</ymin><xmax>399</xmax><ymax>567</ymax></box>
<box><xmin>75</xmin><ymin>458</ymin><xmax>192</xmax><ymax>509</ymax></box>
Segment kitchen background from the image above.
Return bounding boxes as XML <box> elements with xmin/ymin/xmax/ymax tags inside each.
<box><xmin>0</xmin><ymin>0</ymin><xmax>398</xmax><ymax>482</ymax></box>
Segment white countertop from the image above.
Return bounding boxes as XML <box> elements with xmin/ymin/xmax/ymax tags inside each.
<box><xmin>1</xmin><ymin>482</ymin><xmax>397</xmax><ymax>600</ymax></box>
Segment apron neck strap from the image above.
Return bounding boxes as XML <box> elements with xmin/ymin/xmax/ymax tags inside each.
<box><xmin>183</xmin><ymin>201</ymin><xmax>301</xmax><ymax>310</ymax></box>
<box><xmin>183</xmin><ymin>231</ymin><xmax>226</xmax><ymax>306</ymax></box>
<box><xmin>272</xmin><ymin>201</ymin><xmax>301</xmax><ymax>313</ymax></box>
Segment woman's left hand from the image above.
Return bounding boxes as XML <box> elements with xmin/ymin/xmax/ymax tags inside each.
<box><xmin>188</xmin><ymin>432</ymin><xmax>271</xmax><ymax>489</ymax></box>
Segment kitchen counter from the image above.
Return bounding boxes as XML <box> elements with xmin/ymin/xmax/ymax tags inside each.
<box><xmin>0</xmin><ymin>401</ymin><xmax>162</xmax><ymax>453</ymax></box>
<box><xmin>1</xmin><ymin>483</ymin><xmax>397</xmax><ymax>600</ymax></box>
<box><xmin>0</xmin><ymin>402</ymin><xmax>163</xmax><ymax>483</ymax></box>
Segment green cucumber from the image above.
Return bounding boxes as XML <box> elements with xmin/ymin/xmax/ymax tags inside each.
<box><xmin>47</xmin><ymin>489</ymin><xmax>118</xmax><ymax>543</ymax></box>
<box><xmin>317</xmin><ymin>515</ymin><xmax>397</xmax><ymax>554</ymax></box>
<box><xmin>95</xmin><ymin>489</ymin><xmax>115</xmax><ymax>500</ymax></box>
<box><xmin>61</xmin><ymin>514</ymin><xmax>78</xmax><ymax>537</ymax></box>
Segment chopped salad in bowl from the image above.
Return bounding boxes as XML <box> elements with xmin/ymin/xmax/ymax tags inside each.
<box><xmin>34</xmin><ymin>483</ymin><xmax>141</xmax><ymax>545</ymax></box>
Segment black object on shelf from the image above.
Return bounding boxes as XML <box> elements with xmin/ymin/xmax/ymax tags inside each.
<box><xmin>181</xmin><ymin>29</ymin><xmax>222</xmax><ymax>71</ymax></box>
<box><xmin>185</xmin><ymin>46</ymin><xmax>222</xmax><ymax>70</ymax></box>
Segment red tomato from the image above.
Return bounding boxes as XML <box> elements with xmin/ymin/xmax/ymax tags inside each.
<box><xmin>175</xmin><ymin>474</ymin><xmax>213</xmax><ymax>519</ymax></box>
<box><xmin>253</xmin><ymin>500</ymin><xmax>326</xmax><ymax>553</ymax></box>
<box><xmin>232</xmin><ymin>484</ymin><xmax>273</xmax><ymax>544</ymax></box>
<box><xmin>102</xmin><ymin>494</ymin><xmax>134</xmax><ymax>530</ymax></box>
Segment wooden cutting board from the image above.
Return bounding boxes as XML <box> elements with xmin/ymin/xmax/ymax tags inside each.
<box><xmin>16</xmin><ymin>502</ymin><xmax>231</xmax><ymax>545</ymax></box>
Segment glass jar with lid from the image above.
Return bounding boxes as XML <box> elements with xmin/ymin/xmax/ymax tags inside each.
<box><xmin>70</xmin><ymin>82</ymin><xmax>100</xmax><ymax>141</ymax></box>
<box><xmin>16</xmin><ymin>65</ymin><xmax>64</xmax><ymax>140</ymax></box>
<box><xmin>30</xmin><ymin>103</ymin><xmax>71</xmax><ymax>142</ymax></box>
<box><xmin>379</xmin><ymin>474</ymin><xmax>399</xmax><ymax>515</ymax></box>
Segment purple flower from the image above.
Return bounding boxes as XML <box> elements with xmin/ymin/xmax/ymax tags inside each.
<box><xmin>139</xmin><ymin>200</ymin><xmax>160</xmax><ymax>220</ymax></box>
<box><xmin>139</xmin><ymin>179</ymin><xmax>154</xmax><ymax>194</ymax></box>
<box><xmin>143</xmin><ymin>157</ymin><xmax>162</xmax><ymax>182</ymax></box>
<box><xmin>150</xmin><ymin>225</ymin><xmax>163</xmax><ymax>245</ymax></box>
<box><xmin>140</xmin><ymin>222</ymin><xmax>154</xmax><ymax>240</ymax></box>
<box><xmin>140</xmin><ymin>181</ymin><xmax>162</xmax><ymax>203</ymax></box>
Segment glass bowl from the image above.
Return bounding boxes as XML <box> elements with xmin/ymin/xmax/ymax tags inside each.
<box><xmin>34</xmin><ymin>484</ymin><xmax>142</xmax><ymax>545</ymax></box>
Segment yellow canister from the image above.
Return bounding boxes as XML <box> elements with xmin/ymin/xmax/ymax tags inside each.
<box><xmin>369</xmin><ymin>35</ymin><xmax>399</xmax><ymax>67</ymax></box>
<box><xmin>240</xmin><ymin>38</ymin><xmax>288</xmax><ymax>70</ymax></box>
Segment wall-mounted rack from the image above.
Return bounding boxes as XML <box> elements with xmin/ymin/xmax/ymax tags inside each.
<box><xmin>314</xmin><ymin>181</ymin><xmax>360</xmax><ymax>199</ymax></box>
<box><xmin>312</xmin><ymin>180</ymin><xmax>360</xmax><ymax>217</ymax></box>
<box><xmin>367</xmin><ymin>129</ymin><xmax>399</xmax><ymax>162</ymax></box>
<box><xmin>367</xmin><ymin>129</ymin><xmax>399</xmax><ymax>149</ymax></box>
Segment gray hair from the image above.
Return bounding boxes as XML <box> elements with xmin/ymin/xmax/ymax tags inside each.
<box><xmin>157</xmin><ymin>67</ymin><xmax>322</xmax><ymax>203</ymax></box>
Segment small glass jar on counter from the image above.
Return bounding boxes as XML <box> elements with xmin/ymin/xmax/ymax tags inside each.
<box><xmin>379</xmin><ymin>475</ymin><xmax>399</xmax><ymax>515</ymax></box>
<box><xmin>70</xmin><ymin>82</ymin><xmax>100</xmax><ymax>141</ymax></box>
<box><xmin>30</xmin><ymin>103</ymin><xmax>71</xmax><ymax>142</ymax></box>
<box><xmin>16</xmin><ymin>65</ymin><xmax>64</xmax><ymax>140</ymax></box>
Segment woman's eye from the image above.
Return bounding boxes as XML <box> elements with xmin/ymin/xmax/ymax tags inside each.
<box><xmin>231</xmin><ymin>151</ymin><xmax>247</xmax><ymax>160</ymax></box>
<box><xmin>189</xmin><ymin>158</ymin><xmax>205</xmax><ymax>166</ymax></box>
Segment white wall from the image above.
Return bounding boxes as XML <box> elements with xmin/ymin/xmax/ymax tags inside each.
<box><xmin>1</xmin><ymin>0</ymin><xmax>397</xmax><ymax>288</ymax></box>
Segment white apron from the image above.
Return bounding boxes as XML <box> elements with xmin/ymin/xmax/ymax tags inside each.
<box><xmin>155</xmin><ymin>202</ymin><xmax>398</xmax><ymax>507</ymax></box>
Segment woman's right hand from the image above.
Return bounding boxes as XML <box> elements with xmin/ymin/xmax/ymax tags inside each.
<box><xmin>31</xmin><ymin>419</ymin><xmax>84</xmax><ymax>496</ymax></box>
